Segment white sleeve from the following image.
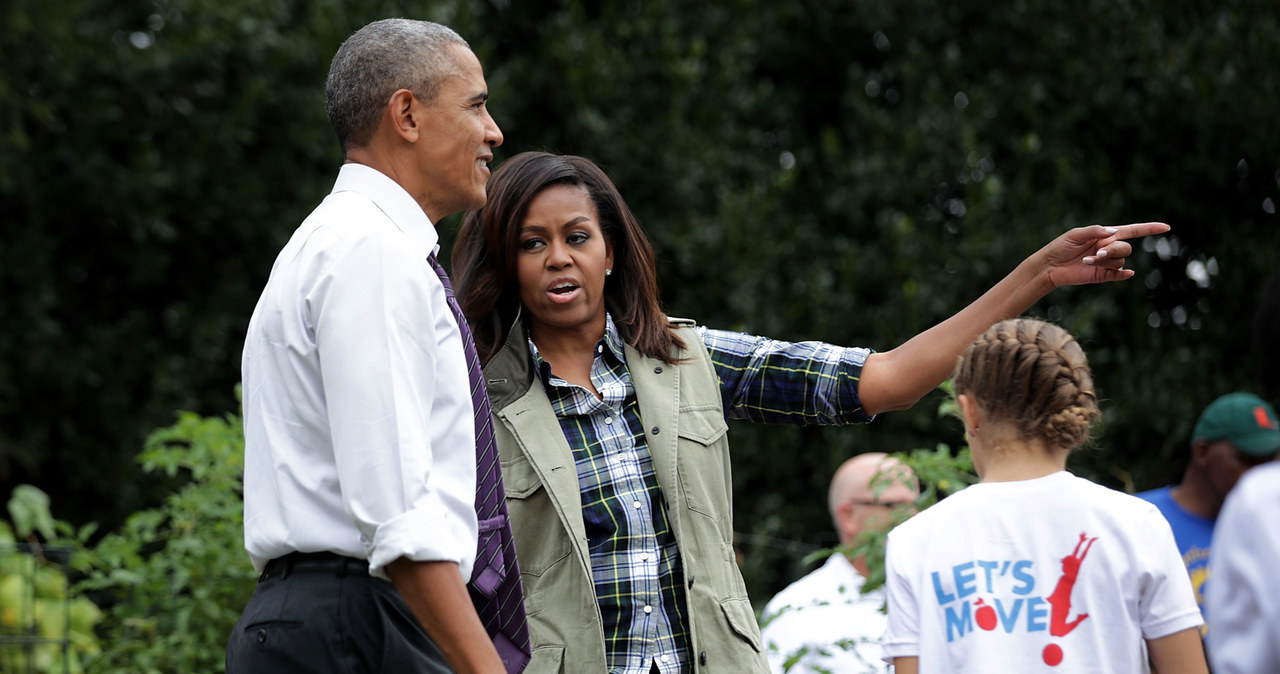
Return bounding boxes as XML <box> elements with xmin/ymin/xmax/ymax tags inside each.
<box><xmin>1135</xmin><ymin>505</ymin><xmax>1205</xmax><ymax>639</ymax></box>
<box><xmin>880</xmin><ymin>530</ymin><xmax>921</xmax><ymax>662</ymax></box>
<box><xmin>313</xmin><ymin>227</ymin><xmax>474</xmax><ymax>576</ymax></box>
<box><xmin>1207</xmin><ymin>468</ymin><xmax>1280</xmax><ymax>674</ymax></box>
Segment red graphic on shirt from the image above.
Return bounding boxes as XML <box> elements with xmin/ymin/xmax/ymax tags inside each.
<box><xmin>1043</xmin><ymin>643</ymin><xmax>1064</xmax><ymax>666</ymax></box>
<box><xmin>1047</xmin><ymin>532</ymin><xmax>1096</xmax><ymax>638</ymax></box>
<box><xmin>974</xmin><ymin>598</ymin><xmax>998</xmax><ymax>631</ymax></box>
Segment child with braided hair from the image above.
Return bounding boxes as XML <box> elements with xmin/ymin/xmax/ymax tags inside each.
<box><xmin>882</xmin><ymin>318</ymin><xmax>1207</xmax><ymax>673</ymax></box>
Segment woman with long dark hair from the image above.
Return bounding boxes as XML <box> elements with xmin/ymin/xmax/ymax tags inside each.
<box><xmin>452</xmin><ymin>151</ymin><xmax>1168</xmax><ymax>674</ymax></box>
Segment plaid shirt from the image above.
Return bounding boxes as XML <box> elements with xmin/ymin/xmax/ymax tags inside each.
<box><xmin>531</xmin><ymin>316</ymin><xmax>872</xmax><ymax>674</ymax></box>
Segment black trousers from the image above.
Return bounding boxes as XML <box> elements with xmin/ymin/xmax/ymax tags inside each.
<box><xmin>226</xmin><ymin>553</ymin><xmax>450</xmax><ymax>674</ymax></box>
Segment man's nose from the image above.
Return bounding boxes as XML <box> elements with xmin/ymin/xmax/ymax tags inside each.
<box><xmin>485</xmin><ymin>112</ymin><xmax>503</xmax><ymax>148</ymax></box>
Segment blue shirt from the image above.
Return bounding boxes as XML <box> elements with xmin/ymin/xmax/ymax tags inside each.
<box><xmin>530</xmin><ymin>315</ymin><xmax>872</xmax><ymax>674</ymax></box>
<box><xmin>1136</xmin><ymin>486</ymin><xmax>1213</xmax><ymax>620</ymax></box>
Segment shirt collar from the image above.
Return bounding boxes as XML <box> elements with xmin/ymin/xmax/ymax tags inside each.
<box><xmin>600</xmin><ymin>313</ymin><xmax>627</xmax><ymax>362</ymax></box>
<box><xmin>332</xmin><ymin>163</ymin><xmax>439</xmax><ymax>259</ymax></box>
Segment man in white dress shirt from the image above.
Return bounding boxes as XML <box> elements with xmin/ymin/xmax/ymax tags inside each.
<box><xmin>761</xmin><ymin>453</ymin><xmax>918</xmax><ymax>673</ymax></box>
<box><xmin>226</xmin><ymin>18</ymin><xmax>507</xmax><ymax>674</ymax></box>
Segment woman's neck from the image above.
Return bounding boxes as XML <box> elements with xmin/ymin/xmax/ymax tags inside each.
<box><xmin>528</xmin><ymin>317</ymin><xmax>608</xmax><ymax>397</ymax></box>
<box><xmin>974</xmin><ymin>428</ymin><xmax>1068</xmax><ymax>483</ymax></box>
<box><xmin>528</xmin><ymin>316</ymin><xmax>607</xmax><ymax>362</ymax></box>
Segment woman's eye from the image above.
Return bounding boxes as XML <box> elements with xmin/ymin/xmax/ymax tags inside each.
<box><xmin>519</xmin><ymin>238</ymin><xmax>545</xmax><ymax>251</ymax></box>
<box><xmin>567</xmin><ymin>232</ymin><xmax>590</xmax><ymax>245</ymax></box>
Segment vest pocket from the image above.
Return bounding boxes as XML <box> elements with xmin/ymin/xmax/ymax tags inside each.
<box><xmin>501</xmin><ymin>455</ymin><xmax>572</xmax><ymax>578</ymax></box>
<box><xmin>677</xmin><ymin>404</ymin><xmax>729</xmax><ymax>445</ymax></box>
<box><xmin>502</xmin><ymin>453</ymin><xmax>544</xmax><ymax>499</ymax></box>
<box><xmin>719</xmin><ymin>597</ymin><xmax>764</xmax><ymax>652</ymax></box>
<box><xmin>675</xmin><ymin>406</ymin><xmax>731</xmax><ymax>521</ymax></box>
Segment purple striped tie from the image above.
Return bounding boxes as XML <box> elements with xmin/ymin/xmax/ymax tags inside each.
<box><xmin>428</xmin><ymin>254</ymin><xmax>531</xmax><ymax>672</ymax></box>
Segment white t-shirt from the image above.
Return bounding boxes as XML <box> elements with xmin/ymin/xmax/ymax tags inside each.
<box><xmin>242</xmin><ymin>163</ymin><xmax>478</xmax><ymax>581</ymax></box>
<box><xmin>1206</xmin><ymin>461</ymin><xmax>1280</xmax><ymax>674</ymax></box>
<box><xmin>882</xmin><ymin>471</ymin><xmax>1201</xmax><ymax>673</ymax></box>
<box><xmin>761</xmin><ymin>554</ymin><xmax>890</xmax><ymax>673</ymax></box>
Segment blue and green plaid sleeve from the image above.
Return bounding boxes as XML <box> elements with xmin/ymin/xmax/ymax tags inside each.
<box><xmin>696</xmin><ymin>327</ymin><xmax>874</xmax><ymax>426</ymax></box>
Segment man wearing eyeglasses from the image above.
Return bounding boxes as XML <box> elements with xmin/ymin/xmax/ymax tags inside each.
<box><xmin>760</xmin><ymin>453</ymin><xmax>919</xmax><ymax>674</ymax></box>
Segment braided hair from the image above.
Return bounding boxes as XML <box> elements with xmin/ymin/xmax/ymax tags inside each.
<box><xmin>953</xmin><ymin>318</ymin><xmax>1100</xmax><ymax>451</ymax></box>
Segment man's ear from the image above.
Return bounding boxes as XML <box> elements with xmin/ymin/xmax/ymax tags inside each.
<box><xmin>1190</xmin><ymin>438</ymin><xmax>1211</xmax><ymax>466</ymax></box>
<box><xmin>386</xmin><ymin>89</ymin><xmax>419</xmax><ymax>142</ymax></box>
<box><xmin>834</xmin><ymin>500</ymin><xmax>856</xmax><ymax>542</ymax></box>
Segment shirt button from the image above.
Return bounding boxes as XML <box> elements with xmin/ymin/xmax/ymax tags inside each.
<box><xmin>633</xmin><ymin>500</ymin><xmax>642</xmax><ymax>509</ymax></box>
<box><xmin>643</xmin><ymin>605</ymin><xmax>653</xmax><ymax>614</ymax></box>
<box><xmin>661</xmin><ymin>655</ymin><xmax>670</xmax><ymax>663</ymax></box>
<box><xmin>651</xmin><ymin>426</ymin><xmax>660</xmax><ymax>435</ymax></box>
<box><xmin>654</xmin><ymin>366</ymin><xmax>663</xmax><ymax>374</ymax></box>
<box><xmin>641</xmin><ymin>553</ymin><xmax>649</xmax><ymax>561</ymax></box>
<box><xmin>604</xmin><ymin>417</ymin><xmax>613</xmax><ymax>424</ymax></box>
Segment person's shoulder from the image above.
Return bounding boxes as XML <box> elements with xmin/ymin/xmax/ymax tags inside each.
<box><xmin>889</xmin><ymin>489</ymin><xmax>973</xmax><ymax>542</ymax></box>
<box><xmin>315</xmin><ymin>193</ymin><xmax>403</xmax><ymax>238</ymax></box>
<box><xmin>1061</xmin><ymin>478</ymin><xmax>1185</xmax><ymax>539</ymax></box>
<box><xmin>763</xmin><ymin>558</ymin><xmax>865</xmax><ymax>627</ymax></box>
<box><xmin>1064</xmin><ymin>474</ymin><xmax>1164</xmax><ymax>512</ymax></box>
<box><xmin>763</xmin><ymin>566</ymin><xmax>825</xmax><ymax>616</ymax></box>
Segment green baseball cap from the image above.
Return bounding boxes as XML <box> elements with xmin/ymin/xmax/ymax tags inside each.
<box><xmin>1192</xmin><ymin>392</ymin><xmax>1280</xmax><ymax>457</ymax></box>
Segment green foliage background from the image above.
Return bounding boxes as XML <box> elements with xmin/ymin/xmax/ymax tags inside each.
<box><xmin>2</xmin><ymin>0</ymin><xmax>1278</xmax><ymax>652</ymax></box>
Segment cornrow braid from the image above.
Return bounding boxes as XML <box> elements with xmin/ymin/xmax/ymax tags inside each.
<box><xmin>954</xmin><ymin>318</ymin><xmax>1100</xmax><ymax>451</ymax></box>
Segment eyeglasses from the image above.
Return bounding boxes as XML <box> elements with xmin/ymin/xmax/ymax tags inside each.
<box><xmin>847</xmin><ymin>498</ymin><xmax>915</xmax><ymax>508</ymax></box>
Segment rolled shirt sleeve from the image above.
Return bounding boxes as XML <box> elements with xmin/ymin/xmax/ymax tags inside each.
<box><xmin>314</xmin><ymin>224</ymin><xmax>478</xmax><ymax>579</ymax></box>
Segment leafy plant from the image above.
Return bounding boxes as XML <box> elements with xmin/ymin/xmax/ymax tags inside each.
<box><xmin>74</xmin><ymin>397</ymin><xmax>254</xmax><ymax>674</ymax></box>
<box><xmin>0</xmin><ymin>486</ymin><xmax>102</xmax><ymax>673</ymax></box>
<box><xmin>801</xmin><ymin>382</ymin><xmax>977</xmax><ymax>595</ymax></box>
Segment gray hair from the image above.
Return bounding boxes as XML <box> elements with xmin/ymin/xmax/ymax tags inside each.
<box><xmin>325</xmin><ymin>19</ymin><xmax>470</xmax><ymax>154</ymax></box>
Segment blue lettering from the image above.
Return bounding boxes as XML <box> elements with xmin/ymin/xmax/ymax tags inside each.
<box><xmin>954</xmin><ymin>561</ymin><xmax>977</xmax><ymax>599</ymax></box>
<box><xmin>945</xmin><ymin>601</ymin><xmax>973</xmax><ymax>642</ymax></box>
<box><xmin>1011</xmin><ymin>560</ymin><xmax>1035</xmax><ymax>595</ymax></box>
<box><xmin>1026</xmin><ymin>596</ymin><xmax>1048</xmax><ymax>632</ymax></box>
<box><xmin>996</xmin><ymin>598</ymin><xmax>1023</xmax><ymax>633</ymax></box>
<box><xmin>932</xmin><ymin>571</ymin><xmax>956</xmax><ymax>605</ymax></box>
<box><xmin>977</xmin><ymin>560</ymin><xmax>998</xmax><ymax>592</ymax></box>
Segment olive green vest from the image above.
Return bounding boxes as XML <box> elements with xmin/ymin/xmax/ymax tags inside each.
<box><xmin>483</xmin><ymin>317</ymin><xmax>768</xmax><ymax>673</ymax></box>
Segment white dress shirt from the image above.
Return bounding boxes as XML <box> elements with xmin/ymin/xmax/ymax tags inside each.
<box><xmin>241</xmin><ymin>163</ymin><xmax>477</xmax><ymax>581</ymax></box>
<box><xmin>1207</xmin><ymin>461</ymin><xmax>1280</xmax><ymax>674</ymax></box>
<box><xmin>761</xmin><ymin>553</ymin><xmax>890</xmax><ymax>673</ymax></box>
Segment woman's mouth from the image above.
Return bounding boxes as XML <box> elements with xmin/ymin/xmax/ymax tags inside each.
<box><xmin>547</xmin><ymin>280</ymin><xmax>580</xmax><ymax>304</ymax></box>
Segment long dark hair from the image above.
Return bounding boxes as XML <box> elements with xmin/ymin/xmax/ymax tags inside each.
<box><xmin>453</xmin><ymin>151</ymin><xmax>684</xmax><ymax>365</ymax></box>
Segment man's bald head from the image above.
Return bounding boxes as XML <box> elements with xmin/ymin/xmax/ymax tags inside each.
<box><xmin>828</xmin><ymin>453</ymin><xmax>919</xmax><ymax>545</ymax></box>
